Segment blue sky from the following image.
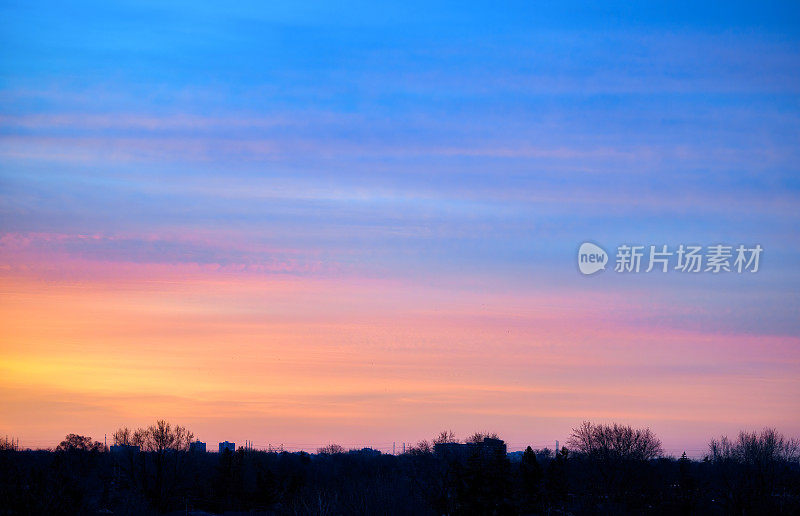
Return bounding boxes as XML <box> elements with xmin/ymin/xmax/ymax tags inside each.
<box><xmin>2</xmin><ymin>0</ymin><xmax>799</xmax><ymax>319</ymax></box>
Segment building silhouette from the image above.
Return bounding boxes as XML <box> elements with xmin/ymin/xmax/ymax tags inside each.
<box><xmin>109</xmin><ymin>444</ymin><xmax>139</xmax><ymax>454</ymax></box>
<box><xmin>434</xmin><ymin>437</ymin><xmax>507</xmax><ymax>462</ymax></box>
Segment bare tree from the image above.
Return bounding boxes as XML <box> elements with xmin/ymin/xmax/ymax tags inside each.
<box><xmin>433</xmin><ymin>430</ymin><xmax>458</xmax><ymax>444</ymax></box>
<box><xmin>110</xmin><ymin>420</ymin><xmax>195</xmax><ymax>511</ymax></box>
<box><xmin>56</xmin><ymin>434</ymin><xmax>104</xmax><ymax>453</ymax></box>
<box><xmin>406</xmin><ymin>440</ymin><xmax>432</xmax><ymax>455</ymax></box>
<box><xmin>112</xmin><ymin>427</ymin><xmax>135</xmax><ymax>446</ymax></box>
<box><xmin>708</xmin><ymin>428</ymin><xmax>800</xmax><ymax>513</ymax></box>
<box><xmin>567</xmin><ymin>421</ymin><xmax>662</xmax><ymax>460</ymax></box>
<box><xmin>709</xmin><ymin>427</ymin><xmax>800</xmax><ymax>464</ymax></box>
<box><xmin>141</xmin><ymin>420</ymin><xmax>193</xmax><ymax>453</ymax></box>
<box><xmin>466</xmin><ymin>432</ymin><xmax>500</xmax><ymax>444</ymax></box>
<box><xmin>113</xmin><ymin>420</ymin><xmax>192</xmax><ymax>451</ymax></box>
<box><xmin>0</xmin><ymin>436</ymin><xmax>19</xmax><ymax>451</ymax></box>
<box><xmin>317</xmin><ymin>444</ymin><xmax>346</xmax><ymax>455</ymax></box>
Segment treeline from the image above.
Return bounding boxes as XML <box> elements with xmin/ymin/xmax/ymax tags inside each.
<box><xmin>1</xmin><ymin>421</ymin><xmax>799</xmax><ymax>515</ymax></box>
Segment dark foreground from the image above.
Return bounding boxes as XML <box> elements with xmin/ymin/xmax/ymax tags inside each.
<box><xmin>2</xmin><ymin>439</ymin><xmax>800</xmax><ymax>515</ymax></box>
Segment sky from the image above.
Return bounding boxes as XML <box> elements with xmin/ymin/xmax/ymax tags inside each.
<box><xmin>1</xmin><ymin>1</ymin><xmax>799</xmax><ymax>456</ymax></box>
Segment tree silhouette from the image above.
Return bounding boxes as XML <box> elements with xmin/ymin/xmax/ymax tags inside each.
<box><xmin>545</xmin><ymin>446</ymin><xmax>569</xmax><ymax>507</ymax></box>
<box><xmin>465</xmin><ymin>431</ymin><xmax>500</xmax><ymax>444</ymax></box>
<box><xmin>708</xmin><ymin>428</ymin><xmax>800</xmax><ymax>514</ymax></box>
<box><xmin>0</xmin><ymin>436</ymin><xmax>19</xmax><ymax>451</ymax></box>
<box><xmin>433</xmin><ymin>430</ymin><xmax>458</xmax><ymax>444</ymax></box>
<box><xmin>519</xmin><ymin>446</ymin><xmax>543</xmax><ymax>511</ymax></box>
<box><xmin>110</xmin><ymin>420</ymin><xmax>195</xmax><ymax>511</ymax></box>
<box><xmin>316</xmin><ymin>443</ymin><xmax>346</xmax><ymax>455</ymax></box>
<box><xmin>2</xmin><ymin>422</ymin><xmax>799</xmax><ymax>514</ymax></box>
<box><xmin>567</xmin><ymin>421</ymin><xmax>663</xmax><ymax>461</ymax></box>
<box><xmin>406</xmin><ymin>440</ymin><xmax>433</xmax><ymax>455</ymax></box>
<box><xmin>56</xmin><ymin>434</ymin><xmax>103</xmax><ymax>453</ymax></box>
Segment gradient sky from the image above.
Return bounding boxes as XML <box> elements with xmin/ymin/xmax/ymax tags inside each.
<box><xmin>1</xmin><ymin>1</ymin><xmax>799</xmax><ymax>456</ymax></box>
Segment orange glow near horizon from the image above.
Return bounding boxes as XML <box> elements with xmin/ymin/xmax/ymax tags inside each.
<box><xmin>2</xmin><ymin>257</ymin><xmax>798</xmax><ymax>456</ymax></box>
